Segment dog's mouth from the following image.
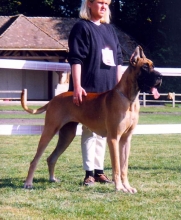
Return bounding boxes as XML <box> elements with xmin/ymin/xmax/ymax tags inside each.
<box><xmin>150</xmin><ymin>74</ymin><xmax>162</xmax><ymax>99</ymax></box>
<box><xmin>151</xmin><ymin>87</ymin><xmax>160</xmax><ymax>99</ymax></box>
<box><xmin>138</xmin><ymin>70</ymin><xmax>162</xmax><ymax>99</ymax></box>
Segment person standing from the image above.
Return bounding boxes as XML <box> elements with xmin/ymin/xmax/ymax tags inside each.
<box><xmin>68</xmin><ymin>0</ymin><xmax>123</xmax><ymax>186</ymax></box>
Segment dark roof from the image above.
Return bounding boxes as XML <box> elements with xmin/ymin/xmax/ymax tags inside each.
<box><xmin>0</xmin><ymin>15</ymin><xmax>76</xmax><ymax>50</ymax></box>
<box><xmin>0</xmin><ymin>14</ymin><xmax>138</xmax><ymax>60</ymax></box>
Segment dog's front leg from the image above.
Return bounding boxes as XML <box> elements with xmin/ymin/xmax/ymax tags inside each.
<box><xmin>119</xmin><ymin>134</ymin><xmax>137</xmax><ymax>194</ymax></box>
<box><xmin>107</xmin><ymin>136</ymin><xmax>128</xmax><ymax>192</ymax></box>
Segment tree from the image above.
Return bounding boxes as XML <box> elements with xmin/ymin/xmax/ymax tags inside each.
<box><xmin>0</xmin><ymin>0</ymin><xmax>20</xmax><ymax>15</ymax></box>
<box><xmin>118</xmin><ymin>0</ymin><xmax>181</xmax><ymax>67</ymax></box>
<box><xmin>0</xmin><ymin>0</ymin><xmax>81</xmax><ymax>17</ymax></box>
<box><xmin>110</xmin><ymin>0</ymin><xmax>122</xmax><ymax>25</ymax></box>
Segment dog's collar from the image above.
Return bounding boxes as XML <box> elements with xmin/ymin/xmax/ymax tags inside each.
<box><xmin>116</xmin><ymin>89</ymin><xmax>136</xmax><ymax>104</ymax></box>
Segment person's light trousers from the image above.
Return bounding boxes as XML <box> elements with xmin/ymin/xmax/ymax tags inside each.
<box><xmin>81</xmin><ymin>125</ymin><xmax>107</xmax><ymax>171</ymax></box>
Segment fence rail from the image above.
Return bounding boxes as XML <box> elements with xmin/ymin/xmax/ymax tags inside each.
<box><xmin>140</xmin><ymin>92</ymin><xmax>181</xmax><ymax>107</ymax></box>
<box><xmin>0</xmin><ymin>90</ymin><xmax>23</xmax><ymax>100</ymax></box>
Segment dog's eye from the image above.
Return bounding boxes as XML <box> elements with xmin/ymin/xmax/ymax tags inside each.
<box><xmin>142</xmin><ymin>64</ymin><xmax>149</xmax><ymax>72</ymax></box>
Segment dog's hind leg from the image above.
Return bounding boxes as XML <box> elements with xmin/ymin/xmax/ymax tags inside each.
<box><xmin>47</xmin><ymin>122</ymin><xmax>78</xmax><ymax>182</ymax></box>
<box><xmin>24</xmin><ymin>126</ymin><xmax>59</xmax><ymax>189</ymax></box>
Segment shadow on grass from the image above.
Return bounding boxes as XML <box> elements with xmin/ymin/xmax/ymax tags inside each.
<box><xmin>0</xmin><ymin>176</ymin><xmax>115</xmax><ymax>193</ymax></box>
<box><xmin>0</xmin><ymin>177</ymin><xmax>55</xmax><ymax>190</ymax></box>
<box><xmin>1</xmin><ymin>164</ymin><xmax>180</xmax><ymax>190</ymax></box>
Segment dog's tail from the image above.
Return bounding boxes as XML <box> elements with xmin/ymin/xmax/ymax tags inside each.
<box><xmin>21</xmin><ymin>89</ymin><xmax>48</xmax><ymax>114</ymax></box>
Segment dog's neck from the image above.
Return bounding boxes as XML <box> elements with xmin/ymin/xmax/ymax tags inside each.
<box><xmin>116</xmin><ymin>89</ymin><xmax>138</xmax><ymax>104</ymax></box>
<box><xmin>115</xmin><ymin>65</ymin><xmax>140</xmax><ymax>104</ymax></box>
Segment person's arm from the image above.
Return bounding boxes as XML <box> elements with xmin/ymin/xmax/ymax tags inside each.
<box><xmin>72</xmin><ymin>64</ymin><xmax>87</xmax><ymax>106</ymax></box>
<box><xmin>117</xmin><ymin>64</ymin><xmax>122</xmax><ymax>83</ymax></box>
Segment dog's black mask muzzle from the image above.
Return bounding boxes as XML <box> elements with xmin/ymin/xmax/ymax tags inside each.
<box><xmin>137</xmin><ymin>64</ymin><xmax>162</xmax><ymax>93</ymax></box>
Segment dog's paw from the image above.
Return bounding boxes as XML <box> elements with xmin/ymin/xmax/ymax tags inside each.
<box><xmin>116</xmin><ymin>182</ymin><xmax>137</xmax><ymax>194</ymax></box>
<box><xmin>123</xmin><ymin>183</ymin><xmax>137</xmax><ymax>194</ymax></box>
<box><xmin>127</xmin><ymin>187</ymin><xmax>137</xmax><ymax>194</ymax></box>
<box><xmin>115</xmin><ymin>182</ymin><xmax>129</xmax><ymax>193</ymax></box>
<box><xmin>49</xmin><ymin>177</ymin><xmax>61</xmax><ymax>183</ymax></box>
<box><xmin>116</xmin><ymin>186</ymin><xmax>128</xmax><ymax>193</ymax></box>
<box><xmin>23</xmin><ymin>183</ymin><xmax>33</xmax><ymax>189</ymax></box>
<box><xmin>116</xmin><ymin>186</ymin><xmax>137</xmax><ymax>194</ymax></box>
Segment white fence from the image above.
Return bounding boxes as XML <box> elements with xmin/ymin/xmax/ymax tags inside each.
<box><xmin>140</xmin><ymin>92</ymin><xmax>180</xmax><ymax>107</ymax></box>
<box><xmin>0</xmin><ymin>90</ymin><xmax>22</xmax><ymax>100</ymax></box>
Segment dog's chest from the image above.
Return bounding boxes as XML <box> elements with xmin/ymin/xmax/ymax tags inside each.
<box><xmin>121</xmin><ymin>109</ymin><xmax>139</xmax><ymax>133</ymax></box>
<box><xmin>127</xmin><ymin>110</ymin><xmax>137</xmax><ymax>124</ymax></box>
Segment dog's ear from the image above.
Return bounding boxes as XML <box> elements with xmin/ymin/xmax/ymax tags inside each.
<box><xmin>130</xmin><ymin>45</ymin><xmax>146</xmax><ymax>66</ymax></box>
<box><xmin>130</xmin><ymin>46</ymin><xmax>140</xmax><ymax>66</ymax></box>
<box><xmin>130</xmin><ymin>55</ymin><xmax>138</xmax><ymax>66</ymax></box>
<box><xmin>139</xmin><ymin>46</ymin><xmax>146</xmax><ymax>59</ymax></box>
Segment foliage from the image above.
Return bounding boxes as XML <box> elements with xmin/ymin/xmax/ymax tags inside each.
<box><xmin>0</xmin><ymin>0</ymin><xmax>20</xmax><ymax>15</ymax></box>
<box><xmin>160</xmin><ymin>76</ymin><xmax>181</xmax><ymax>93</ymax></box>
<box><xmin>0</xmin><ymin>0</ymin><xmax>81</xmax><ymax>17</ymax></box>
<box><xmin>118</xmin><ymin>0</ymin><xmax>181</xmax><ymax>67</ymax></box>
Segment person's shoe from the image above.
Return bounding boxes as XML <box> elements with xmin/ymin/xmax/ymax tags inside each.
<box><xmin>94</xmin><ymin>174</ymin><xmax>113</xmax><ymax>184</ymax></box>
<box><xmin>83</xmin><ymin>176</ymin><xmax>95</xmax><ymax>186</ymax></box>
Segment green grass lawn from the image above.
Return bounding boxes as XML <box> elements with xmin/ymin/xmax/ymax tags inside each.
<box><xmin>139</xmin><ymin>113</ymin><xmax>181</xmax><ymax>124</ymax></box>
<box><xmin>0</xmin><ymin>113</ymin><xmax>45</xmax><ymax>119</ymax></box>
<box><xmin>0</xmin><ymin>134</ymin><xmax>181</xmax><ymax>220</ymax></box>
<box><xmin>0</xmin><ymin>105</ymin><xmax>42</xmax><ymax>111</ymax></box>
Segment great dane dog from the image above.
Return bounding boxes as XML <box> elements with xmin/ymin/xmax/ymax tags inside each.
<box><xmin>21</xmin><ymin>46</ymin><xmax>162</xmax><ymax>193</ymax></box>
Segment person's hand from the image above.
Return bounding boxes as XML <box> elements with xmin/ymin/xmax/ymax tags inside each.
<box><xmin>73</xmin><ymin>86</ymin><xmax>87</xmax><ymax>106</ymax></box>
